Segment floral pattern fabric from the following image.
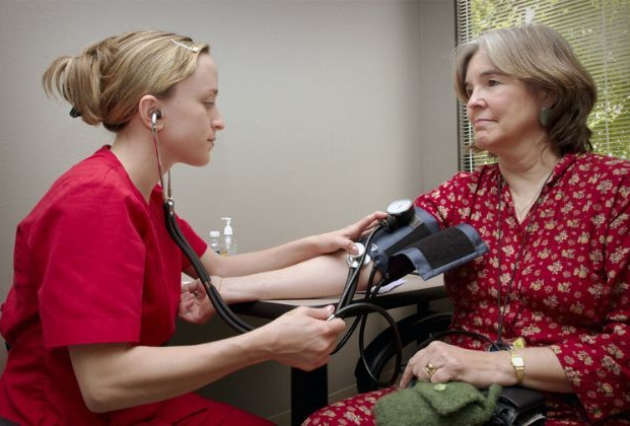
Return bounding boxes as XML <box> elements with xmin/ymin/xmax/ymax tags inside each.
<box><xmin>306</xmin><ymin>153</ymin><xmax>630</xmax><ymax>425</ymax></box>
<box><xmin>303</xmin><ymin>388</ymin><xmax>395</xmax><ymax>425</ymax></box>
<box><xmin>417</xmin><ymin>153</ymin><xmax>630</xmax><ymax>423</ymax></box>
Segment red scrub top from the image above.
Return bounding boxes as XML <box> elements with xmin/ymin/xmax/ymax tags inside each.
<box><xmin>0</xmin><ymin>146</ymin><xmax>208</xmax><ymax>424</ymax></box>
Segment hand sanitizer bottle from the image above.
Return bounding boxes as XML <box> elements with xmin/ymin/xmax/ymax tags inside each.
<box><xmin>220</xmin><ymin>217</ymin><xmax>238</xmax><ymax>256</ymax></box>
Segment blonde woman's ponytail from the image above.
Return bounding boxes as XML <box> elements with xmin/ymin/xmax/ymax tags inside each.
<box><xmin>42</xmin><ymin>30</ymin><xmax>209</xmax><ymax>132</ymax></box>
<box><xmin>42</xmin><ymin>39</ymin><xmax>108</xmax><ymax>126</ymax></box>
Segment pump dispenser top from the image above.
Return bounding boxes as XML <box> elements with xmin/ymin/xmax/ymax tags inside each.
<box><xmin>222</xmin><ymin>217</ymin><xmax>233</xmax><ymax>236</ymax></box>
<box><xmin>220</xmin><ymin>217</ymin><xmax>237</xmax><ymax>256</ymax></box>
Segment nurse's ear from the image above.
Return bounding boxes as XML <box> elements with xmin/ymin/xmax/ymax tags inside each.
<box><xmin>138</xmin><ymin>95</ymin><xmax>164</xmax><ymax>131</ymax></box>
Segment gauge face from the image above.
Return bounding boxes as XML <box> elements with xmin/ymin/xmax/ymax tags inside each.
<box><xmin>387</xmin><ymin>199</ymin><xmax>413</xmax><ymax>215</ymax></box>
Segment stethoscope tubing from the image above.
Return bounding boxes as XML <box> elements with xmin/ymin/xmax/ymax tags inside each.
<box><xmin>167</xmin><ymin>199</ymin><xmax>403</xmax><ymax>386</ymax></box>
<box><xmin>154</xmin><ymin>115</ymin><xmax>401</xmax><ymax>385</ymax></box>
<box><xmin>164</xmin><ymin>199</ymin><xmax>253</xmax><ymax>333</ymax></box>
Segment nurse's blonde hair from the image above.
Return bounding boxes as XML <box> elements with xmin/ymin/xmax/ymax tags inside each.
<box><xmin>454</xmin><ymin>24</ymin><xmax>596</xmax><ymax>154</ymax></box>
<box><xmin>42</xmin><ymin>30</ymin><xmax>209</xmax><ymax>132</ymax></box>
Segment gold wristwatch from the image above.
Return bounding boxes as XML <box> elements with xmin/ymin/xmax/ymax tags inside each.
<box><xmin>510</xmin><ymin>351</ymin><xmax>525</xmax><ymax>385</ymax></box>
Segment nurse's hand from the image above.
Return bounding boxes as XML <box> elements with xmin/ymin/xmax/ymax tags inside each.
<box><xmin>314</xmin><ymin>211</ymin><xmax>388</xmax><ymax>255</ymax></box>
<box><xmin>263</xmin><ymin>305</ymin><xmax>346</xmax><ymax>371</ymax></box>
<box><xmin>178</xmin><ymin>279</ymin><xmax>215</xmax><ymax>324</ymax></box>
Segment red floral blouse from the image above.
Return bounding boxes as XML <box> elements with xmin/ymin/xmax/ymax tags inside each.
<box><xmin>414</xmin><ymin>153</ymin><xmax>630</xmax><ymax>424</ymax></box>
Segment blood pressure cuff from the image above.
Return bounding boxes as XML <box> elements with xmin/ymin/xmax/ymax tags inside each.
<box><xmin>368</xmin><ymin>214</ymin><xmax>488</xmax><ymax>281</ymax></box>
<box><xmin>408</xmin><ymin>223</ymin><xmax>488</xmax><ymax>280</ymax></box>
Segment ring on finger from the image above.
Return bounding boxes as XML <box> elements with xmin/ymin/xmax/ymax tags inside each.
<box><xmin>424</xmin><ymin>362</ymin><xmax>437</xmax><ymax>378</ymax></box>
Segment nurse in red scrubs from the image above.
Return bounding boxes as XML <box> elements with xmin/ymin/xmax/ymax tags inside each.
<box><xmin>0</xmin><ymin>30</ymin><xmax>383</xmax><ymax>425</ymax></box>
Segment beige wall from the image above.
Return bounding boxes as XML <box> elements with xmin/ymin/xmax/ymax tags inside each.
<box><xmin>0</xmin><ymin>0</ymin><xmax>457</xmax><ymax>423</ymax></box>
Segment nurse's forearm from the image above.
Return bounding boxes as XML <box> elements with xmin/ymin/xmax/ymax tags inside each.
<box><xmin>70</xmin><ymin>335</ymin><xmax>268</xmax><ymax>412</ymax></box>
<box><xmin>70</xmin><ymin>306</ymin><xmax>343</xmax><ymax>413</ymax></box>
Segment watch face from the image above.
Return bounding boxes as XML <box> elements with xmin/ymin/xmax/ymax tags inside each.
<box><xmin>511</xmin><ymin>354</ymin><xmax>525</xmax><ymax>367</ymax></box>
<box><xmin>387</xmin><ymin>199</ymin><xmax>413</xmax><ymax>215</ymax></box>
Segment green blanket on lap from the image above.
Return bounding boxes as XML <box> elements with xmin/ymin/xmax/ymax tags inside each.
<box><xmin>374</xmin><ymin>381</ymin><xmax>502</xmax><ymax>426</ymax></box>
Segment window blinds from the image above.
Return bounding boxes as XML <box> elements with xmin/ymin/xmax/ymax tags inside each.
<box><xmin>456</xmin><ymin>0</ymin><xmax>630</xmax><ymax>172</ymax></box>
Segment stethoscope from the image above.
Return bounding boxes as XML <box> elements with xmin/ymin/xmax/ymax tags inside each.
<box><xmin>152</xmin><ymin>111</ymin><xmax>404</xmax><ymax>385</ymax></box>
<box><xmin>151</xmin><ymin>111</ymin><xmax>253</xmax><ymax>333</ymax></box>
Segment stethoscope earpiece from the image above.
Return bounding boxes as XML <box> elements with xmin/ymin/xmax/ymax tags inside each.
<box><xmin>151</xmin><ymin>110</ymin><xmax>162</xmax><ymax>129</ymax></box>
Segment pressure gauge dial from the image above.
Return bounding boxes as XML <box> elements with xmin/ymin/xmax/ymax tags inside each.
<box><xmin>387</xmin><ymin>199</ymin><xmax>413</xmax><ymax>215</ymax></box>
<box><xmin>386</xmin><ymin>199</ymin><xmax>415</xmax><ymax>225</ymax></box>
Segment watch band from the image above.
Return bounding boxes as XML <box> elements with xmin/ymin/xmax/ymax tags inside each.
<box><xmin>510</xmin><ymin>350</ymin><xmax>525</xmax><ymax>385</ymax></box>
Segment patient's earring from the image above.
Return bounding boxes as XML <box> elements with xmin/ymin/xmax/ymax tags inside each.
<box><xmin>539</xmin><ymin>107</ymin><xmax>552</xmax><ymax>126</ymax></box>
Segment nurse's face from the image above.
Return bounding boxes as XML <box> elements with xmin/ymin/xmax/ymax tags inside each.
<box><xmin>464</xmin><ymin>50</ymin><xmax>548</xmax><ymax>156</ymax></box>
<box><xmin>159</xmin><ymin>54</ymin><xmax>225</xmax><ymax>167</ymax></box>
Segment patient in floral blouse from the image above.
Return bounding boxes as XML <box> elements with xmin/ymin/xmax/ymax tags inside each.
<box><xmin>306</xmin><ymin>24</ymin><xmax>630</xmax><ymax>425</ymax></box>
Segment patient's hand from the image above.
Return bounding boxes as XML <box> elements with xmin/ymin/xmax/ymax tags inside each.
<box><xmin>400</xmin><ymin>340</ymin><xmax>511</xmax><ymax>389</ymax></box>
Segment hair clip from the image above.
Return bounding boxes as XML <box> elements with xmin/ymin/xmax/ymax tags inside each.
<box><xmin>69</xmin><ymin>106</ymin><xmax>81</xmax><ymax>118</ymax></box>
<box><xmin>171</xmin><ymin>39</ymin><xmax>200</xmax><ymax>53</ymax></box>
